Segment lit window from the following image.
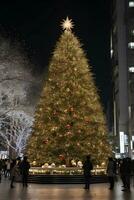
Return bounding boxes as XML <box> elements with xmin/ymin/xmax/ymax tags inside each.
<box><xmin>110</xmin><ymin>49</ymin><xmax>113</xmax><ymax>58</ymax></box>
<box><xmin>132</xmin><ymin>30</ymin><xmax>134</xmax><ymax>35</ymax></box>
<box><xmin>120</xmin><ymin>132</ymin><xmax>125</xmax><ymax>153</ymax></box>
<box><xmin>129</xmin><ymin>66</ymin><xmax>134</xmax><ymax>72</ymax></box>
<box><xmin>129</xmin><ymin>1</ymin><xmax>134</xmax><ymax>7</ymax></box>
<box><xmin>128</xmin><ymin>42</ymin><xmax>134</xmax><ymax>49</ymax></box>
<box><xmin>129</xmin><ymin>106</ymin><xmax>131</xmax><ymax>119</ymax></box>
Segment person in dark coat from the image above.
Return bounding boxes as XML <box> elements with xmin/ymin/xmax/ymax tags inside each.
<box><xmin>131</xmin><ymin>159</ymin><xmax>134</xmax><ymax>186</ymax></box>
<box><xmin>106</xmin><ymin>157</ymin><xmax>116</xmax><ymax>190</ymax></box>
<box><xmin>120</xmin><ymin>158</ymin><xmax>126</xmax><ymax>188</ymax></box>
<box><xmin>83</xmin><ymin>155</ymin><xmax>93</xmax><ymax>190</ymax></box>
<box><xmin>20</xmin><ymin>156</ymin><xmax>30</xmax><ymax>187</ymax></box>
<box><xmin>121</xmin><ymin>157</ymin><xmax>131</xmax><ymax>191</ymax></box>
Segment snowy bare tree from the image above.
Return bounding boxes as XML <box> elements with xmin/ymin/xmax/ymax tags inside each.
<box><xmin>0</xmin><ymin>35</ymin><xmax>43</xmax><ymax>155</ymax></box>
<box><xmin>0</xmin><ymin>111</ymin><xmax>33</xmax><ymax>157</ymax></box>
<box><xmin>0</xmin><ymin>36</ymin><xmax>42</xmax><ymax>116</ymax></box>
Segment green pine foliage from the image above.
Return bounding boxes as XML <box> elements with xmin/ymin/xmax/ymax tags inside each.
<box><xmin>27</xmin><ymin>30</ymin><xmax>111</xmax><ymax>166</ymax></box>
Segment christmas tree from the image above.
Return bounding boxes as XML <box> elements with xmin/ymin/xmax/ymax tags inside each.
<box><xmin>27</xmin><ymin>17</ymin><xmax>111</xmax><ymax>166</ymax></box>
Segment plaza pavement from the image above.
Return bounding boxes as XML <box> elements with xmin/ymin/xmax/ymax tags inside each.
<box><xmin>0</xmin><ymin>177</ymin><xmax>134</xmax><ymax>200</ymax></box>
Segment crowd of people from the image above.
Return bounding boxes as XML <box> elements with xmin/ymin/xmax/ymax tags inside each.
<box><xmin>0</xmin><ymin>154</ymin><xmax>134</xmax><ymax>192</ymax></box>
<box><xmin>0</xmin><ymin>156</ymin><xmax>30</xmax><ymax>188</ymax></box>
<box><xmin>107</xmin><ymin>157</ymin><xmax>134</xmax><ymax>191</ymax></box>
<box><xmin>82</xmin><ymin>155</ymin><xmax>134</xmax><ymax>192</ymax></box>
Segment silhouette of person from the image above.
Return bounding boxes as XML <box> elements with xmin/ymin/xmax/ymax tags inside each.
<box><xmin>120</xmin><ymin>158</ymin><xmax>126</xmax><ymax>188</ymax></box>
<box><xmin>83</xmin><ymin>155</ymin><xmax>93</xmax><ymax>190</ymax></box>
<box><xmin>5</xmin><ymin>159</ymin><xmax>11</xmax><ymax>178</ymax></box>
<box><xmin>121</xmin><ymin>157</ymin><xmax>131</xmax><ymax>191</ymax></box>
<box><xmin>106</xmin><ymin>157</ymin><xmax>116</xmax><ymax>190</ymax></box>
<box><xmin>20</xmin><ymin>156</ymin><xmax>30</xmax><ymax>187</ymax></box>
<box><xmin>10</xmin><ymin>159</ymin><xmax>19</xmax><ymax>188</ymax></box>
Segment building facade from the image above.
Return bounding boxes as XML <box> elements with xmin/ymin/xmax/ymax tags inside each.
<box><xmin>111</xmin><ymin>0</ymin><xmax>134</xmax><ymax>158</ymax></box>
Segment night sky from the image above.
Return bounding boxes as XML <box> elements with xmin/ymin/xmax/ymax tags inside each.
<box><xmin>0</xmin><ymin>1</ymin><xmax>111</xmax><ymax>110</ymax></box>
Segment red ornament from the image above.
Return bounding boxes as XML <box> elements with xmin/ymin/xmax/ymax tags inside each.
<box><xmin>66</xmin><ymin>124</ymin><xmax>71</xmax><ymax>129</ymax></box>
<box><xmin>59</xmin><ymin>154</ymin><xmax>65</xmax><ymax>160</ymax></box>
<box><xmin>43</xmin><ymin>139</ymin><xmax>48</xmax><ymax>144</ymax></box>
<box><xmin>85</xmin><ymin>117</ymin><xmax>90</xmax><ymax>124</ymax></box>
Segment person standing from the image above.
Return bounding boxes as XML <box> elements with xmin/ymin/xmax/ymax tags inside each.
<box><xmin>131</xmin><ymin>159</ymin><xmax>134</xmax><ymax>187</ymax></box>
<box><xmin>20</xmin><ymin>156</ymin><xmax>30</xmax><ymax>187</ymax></box>
<box><xmin>10</xmin><ymin>159</ymin><xmax>19</xmax><ymax>188</ymax></box>
<box><xmin>83</xmin><ymin>155</ymin><xmax>93</xmax><ymax>190</ymax></box>
<box><xmin>6</xmin><ymin>159</ymin><xmax>11</xmax><ymax>178</ymax></box>
<box><xmin>120</xmin><ymin>158</ymin><xmax>126</xmax><ymax>188</ymax></box>
<box><xmin>106</xmin><ymin>157</ymin><xmax>116</xmax><ymax>190</ymax></box>
<box><xmin>121</xmin><ymin>157</ymin><xmax>131</xmax><ymax>191</ymax></box>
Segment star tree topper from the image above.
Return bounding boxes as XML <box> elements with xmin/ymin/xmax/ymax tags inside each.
<box><xmin>61</xmin><ymin>17</ymin><xmax>74</xmax><ymax>31</ymax></box>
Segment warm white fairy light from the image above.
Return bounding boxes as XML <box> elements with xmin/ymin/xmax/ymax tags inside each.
<box><xmin>61</xmin><ymin>16</ymin><xmax>74</xmax><ymax>31</ymax></box>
